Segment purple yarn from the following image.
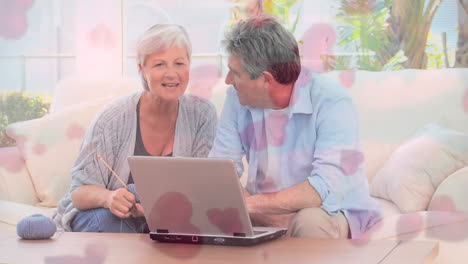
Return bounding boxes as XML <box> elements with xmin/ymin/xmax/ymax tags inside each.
<box><xmin>17</xmin><ymin>214</ymin><xmax>56</xmax><ymax>240</ymax></box>
<box><xmin>126</xmin><ymin>183</ymin><xmax>141</xmax><ymax>203</ymax></box>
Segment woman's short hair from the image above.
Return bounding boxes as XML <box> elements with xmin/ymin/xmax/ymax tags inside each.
<box><xmin>223</xmin><ymin>15</ymin><xmax>301</xmax><ymax>85</ymax></box>
<box><xmin>136</xmin><ymin>24</ymin><xmax>192</xmax><ymax>91</ymax></box>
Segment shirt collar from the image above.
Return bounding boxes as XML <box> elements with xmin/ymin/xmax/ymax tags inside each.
<box><xmin>245</xmin><ymin>67</ymin><xmax>315</xmax><ymax>119</ymax></box>
<box><xmin>288</xmin><ymin>67</ymin><xmax>314</xmax><ymax>117</ymax></box>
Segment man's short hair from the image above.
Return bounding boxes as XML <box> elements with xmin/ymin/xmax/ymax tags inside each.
<box><xmin>223</xmin><ymin>15</ymin><xmax>301</xmax><ymax>85</ymax></box>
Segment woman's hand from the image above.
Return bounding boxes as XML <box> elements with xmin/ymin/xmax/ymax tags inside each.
<box><xmin>106</xmin><ymin>188</ymin><xmax>136</xmax><ymax>218</ymax></box>
<box><xmin>130</xmin><ymin>203</ymin><xmax>145</xmax><ymax>218</ymax></box>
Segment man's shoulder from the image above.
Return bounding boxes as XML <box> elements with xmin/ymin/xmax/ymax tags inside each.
<box><xmin>308</xmin><ymin>71</ymin><xmax>353</xmax><ymax>103</ymax></box>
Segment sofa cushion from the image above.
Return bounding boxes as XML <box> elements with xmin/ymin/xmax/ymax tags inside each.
<box><xmin>370</xmin><ymin>123</ymin><xmax>468</xmax><ymax>213</ymax></box>
<box><xmin>360</xmin><ymin>142</ymin><xmax>399</xmax><ymax>184</ymax></box>
<box><xmin>0</xmin><ymin>147</ymin><xmax>39</xmax><ymax>205</ymax></box>
<box><xmin>323</xmin><ymin>69</ymin><xmax>468</xmax><ymax>183</ymax></box>
<box><xmin>429</xmin><ymin>167</ymin><xmax>468</xmax><ymax>212</ymax></box>
<box><xmin>373</xmin><ymin>197</ymin><xmax>401</xmax><ymax>218</ymax></box>
<box><xmin>6</xmin><ymin>97</ymin><xmax>114</xmax><ymax>207</ymax></box>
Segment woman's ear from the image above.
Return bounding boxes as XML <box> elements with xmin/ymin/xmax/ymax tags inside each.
<box><xmin>138</xmin><ymin>64</ymin><xmax>147</xmax><ymax>81</ymax></box>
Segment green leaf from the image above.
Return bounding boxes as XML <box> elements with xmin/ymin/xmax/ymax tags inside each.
<box><xmin>382</xmin><ymin>50</ymin><xmax>408</xmax><ymax>70</ymax></box>
<box><xmin>0</xmin><ymin>92</ymin><xmax>51</xmax><ymax>147</ymax></box>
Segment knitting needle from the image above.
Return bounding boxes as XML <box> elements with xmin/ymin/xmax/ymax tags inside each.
<box><xmin>97</xmin><ymin>154</ymin><xmax>138</xmax><ymax>214</ymax></box>
<box><xmin>97</xmin><ymin>154</ymin><xmax>127</xmax><ymax>188</ymax></box>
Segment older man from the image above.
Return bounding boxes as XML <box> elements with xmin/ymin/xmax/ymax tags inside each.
<box><xmin>209</xmin><ymin>15</ymin><xmax>380</xmax><ymax>239</ymax></box>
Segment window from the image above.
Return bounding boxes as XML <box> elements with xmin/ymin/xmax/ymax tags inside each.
<box><xmin>0</xmin><ymin>0</ymin><xmax>464</xmax><ymax>148</ymax></box>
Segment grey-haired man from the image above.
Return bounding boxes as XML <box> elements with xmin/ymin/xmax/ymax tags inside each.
<box><xmin>209</xmin><ymin>15</ymin><xmax>380</xmax><ymax>239</ymax></box>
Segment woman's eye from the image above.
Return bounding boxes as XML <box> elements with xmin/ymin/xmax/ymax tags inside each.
<box><xmin>176</xmin><ymin>62</ymin><xmax>185</xmax><ymax>66</ymax></box>
<box><xmin>154</xmin><ymin>63</ymin><xmax>163</xmax><ymax>67</ymax></box>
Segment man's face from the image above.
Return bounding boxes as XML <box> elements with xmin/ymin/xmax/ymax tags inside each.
<box><xmin>225</xmin><ymin>55</ymin><xmax>266</xmax><ymax>107</ymax></box>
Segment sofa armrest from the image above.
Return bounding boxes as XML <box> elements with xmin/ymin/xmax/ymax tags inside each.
<box><xmin>0</xmin><ymin>200</ymin><xmax>56</xmax><ymax>227</ymax></box>
<box><xmin>0</xmin><ymin>146</ymin><xmax>39</xmax><ymax>205</ymax></box>
<box><xmin>428</xmin><ymin>167</ymin><xmax>468</xmax><ymax>212</ymax></box>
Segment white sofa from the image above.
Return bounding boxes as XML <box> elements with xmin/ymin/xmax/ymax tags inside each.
<box><xmin>1</xmin><ymin>69</ymin><xmax>468</xmax><ymax>263</ymax></box>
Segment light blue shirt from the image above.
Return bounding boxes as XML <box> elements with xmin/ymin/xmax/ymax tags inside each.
<box><xmin>209</xmin><ymin>68</ymin><xmax>380</xmax><ymax>238</ymax></box>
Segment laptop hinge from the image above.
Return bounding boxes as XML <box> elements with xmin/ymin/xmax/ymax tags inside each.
<box><xmin>233</xmin><ymin>232</ymin><xmax>246</xmax><ymax>237</ymax></box>
<box><xmin>157</xmin><ymin>229</ymin><xmax>169</xmax><ymax>233</ymax></box>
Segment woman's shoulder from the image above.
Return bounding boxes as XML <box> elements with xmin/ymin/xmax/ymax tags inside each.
<box><xmin>103</xmin><ymin>91</ymin><xmax>142</xmax><ymax>110</ymax></box>
<box><xmin>92</xmin><ymin>91</ymin><xmax>142</xmax><ymax>128</ymax></box>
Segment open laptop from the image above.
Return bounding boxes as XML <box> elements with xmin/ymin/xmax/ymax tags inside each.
<box><xmin>127</xmin><ymin>156</ymin><xmax>287</xmax><ymax>246</ymax></box>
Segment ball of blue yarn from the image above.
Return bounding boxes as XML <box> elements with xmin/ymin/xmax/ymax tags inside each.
<box><xmin>127</xmin><ymin>183</ymin><xmax>141</xmax><ymax>203</ymax></box>
<box><xmin>17</xmin><ymin>214</ymin><xmax>56</xmax><ymax>240</ymax></box>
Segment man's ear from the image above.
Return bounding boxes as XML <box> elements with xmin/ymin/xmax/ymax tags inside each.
<box><xmin>262</xmin><ymin>71</ymin><xmax>275</xmax><ymax>87</ymax></box>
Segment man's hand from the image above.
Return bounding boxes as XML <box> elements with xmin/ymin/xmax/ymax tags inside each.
<box><xmin>243</xmin><ymin>181</ymin><xmax>322</xmax><ymax>229</ymax></box>
<box><xmin>242</xmin><ymin>186</ymin><xmax>251</xmax><ymax>197</ymax></box>
<box><xmin>250</xmin><ymin>212</ymin><xmax>296</xmax><ymax>228</ymax></box>
<box><xmin>106</xmin><ymin>188</ymin><xmax>136</xmax><ymax>218</ymax></box>
<box><xmin>244</xmin><ymin>181</ymin><xmax>322</xmax><ymax>215</ymax></box>
<box><xmin>246</xmin><ymin>193</ymin><xmax>296</xmax><ymax>228</ymax></box>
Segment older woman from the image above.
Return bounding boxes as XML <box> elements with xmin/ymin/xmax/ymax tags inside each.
<box><xmin>53</xmin><ymin>24</ymin><xmax>217</xmax><ymax>233</ymax></box>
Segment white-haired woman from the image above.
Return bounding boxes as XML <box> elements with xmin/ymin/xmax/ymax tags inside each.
<box><xmin>53</xmin><ymin>24</ymin><xmax>217</xmax><ymax>233</ymax></box>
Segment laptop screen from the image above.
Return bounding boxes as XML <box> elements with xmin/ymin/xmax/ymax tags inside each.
<box><xmin>128</xmin><ymin>156</ymin><xmax>254</xmax><ymax>237</ymax></box>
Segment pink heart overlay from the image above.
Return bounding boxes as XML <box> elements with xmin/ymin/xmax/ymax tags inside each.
<box><xmin>87</xmin><ymin>24</ymin><xmax>116</xmax><ymax>49</ymax></box>
<box><xmin>32</xmin><ymin>143</ymin><xmax>47</xmax><ymax>156</ymax></box>
<box><xmin>240</xmin><ymin>121</ymin><xmax>268</xmax><ymax>152</ymax></box>
<box><xmin>426</xmin><ymin>195</ymin><xmax>468</xmax><ymax>241</ymax></box>
<box><xmin>0</xmin><ymin>146</ymin><xmax>25</xmax><ymax>172</ymax></box>
<box><xmin>0</xmin><ymin>0</ymin><xmax>34</xmax><ymax>39</ymax></box>
<box><xmin>396</xmin><ymin>212</ymin><xmax>424</xmax><ymax>241</ymax></box>
<box><xmin>67</xmin><ymin>123</ymin><xmax>86</xmax><ymax>140</ymax></box>
<box><xmin>342</xmin><ymin>0</ymin><xmax>376</xmax><ymax>15</ymax></box>
<box><xmin>44</xmin><ymin>242</ymin><xmax>107</xmax><ymax>264</ymax></box>
<box><xmin>258</xmin><ymin>178</ymin><xmax>280</xmax><ymax>194</ymax></box>
<box><xmin>206</xmin><ymin>208</ymin><xmax>243</xmax><ymax>235</ymax></box>
<box><xmin>340</xmin><ymin>69</ymin><xmax>356</xmax><ymax>88</ymax></box>
<box><xmin>189</xmin><ymin>64</ymin><xmax>219</xmax><ymax>100</ymax></box>
<box><xmin>340</xmin><ymin>150</ymin><xmax>364</xmax><ymax>175</ymax></box>
<box><xmin>148</xmin><ymin>192</ymin><xmax>201</xmax><ymax>259</ymax></box>
<box><xmin>149</xmin><ymin>192</ymin><xmax>199</xmax><ymax>234</ymax></box>
<box><xmin>300</xmin><ymin>24</ymin><xmax>337</xmax><ymax>73</ymax></box>
<box><xmin>349</xmin><ymin>210</ymin><xmax>383</xmax><ymax>247</ymax></box>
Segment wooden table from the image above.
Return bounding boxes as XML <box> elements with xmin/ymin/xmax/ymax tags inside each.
<box><xmin>0</xmin><ymin>225</ymin><xmax>438</xmax><ymax>264</ymax></box>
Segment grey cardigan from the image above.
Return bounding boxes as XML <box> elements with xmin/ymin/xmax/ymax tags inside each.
<box><xmin>54</xmin><ymin>91</ymin><xmax>217</xmax><ymax>231</ymax></box>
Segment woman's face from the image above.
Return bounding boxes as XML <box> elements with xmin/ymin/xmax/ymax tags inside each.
<box><xmin>140</xmin><ymin>45</ymin><xmax>190</xmax><ymax>102</ymax></box>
